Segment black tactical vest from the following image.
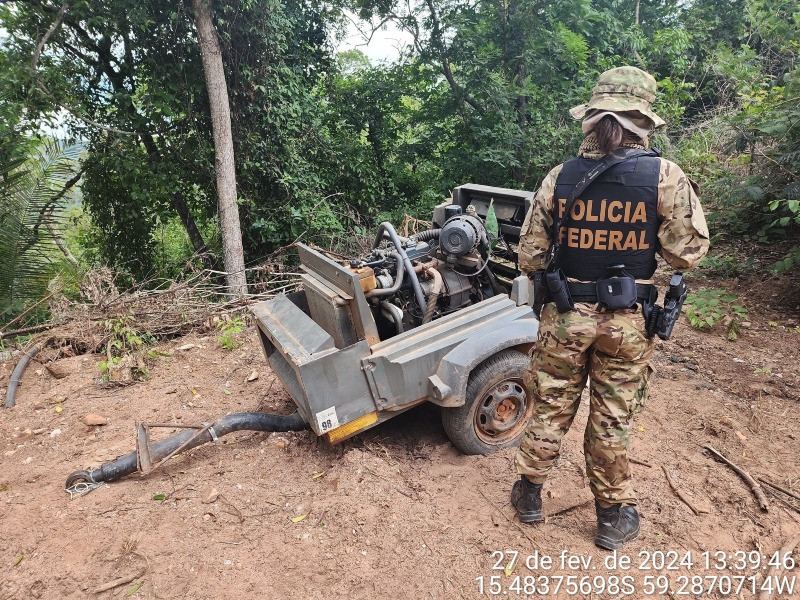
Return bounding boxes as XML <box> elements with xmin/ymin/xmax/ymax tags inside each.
<box><xmin>552</xmin><ymin>154</ymin><xmax>661</xmax><ymax>280</ymax></box>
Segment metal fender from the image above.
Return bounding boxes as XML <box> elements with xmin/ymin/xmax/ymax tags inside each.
<box><xmin>427</xmin><ymin>319</ymin><xmax>539</xmax><ymax>407</ymax></box>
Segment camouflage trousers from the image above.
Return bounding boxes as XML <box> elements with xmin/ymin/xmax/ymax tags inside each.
<box><xmin>515</xmin><ymin>302</ymin><xmax>654</xmax><ymax>505</ymax></box>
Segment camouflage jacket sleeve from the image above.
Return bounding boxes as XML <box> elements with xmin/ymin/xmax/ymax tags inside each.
<box><xmin>517</xmin><ymin>165</ymin><xmax>563</xmax><ymax>273</ymax></box>
<box><xmin>657</xmin><ymin>159</ymin><xmax>710</xmax><ymax>269</ymax></box>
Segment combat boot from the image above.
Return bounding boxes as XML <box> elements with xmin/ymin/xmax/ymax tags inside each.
<box><xmin>594</xmin><ymin>501</ymin><xmax>640</xmax><ymax>550</ymax></box>
<box><xmin>511</xmin><ymin>477</ymin><xmax>544</xmax><ymax>523</ymax></box>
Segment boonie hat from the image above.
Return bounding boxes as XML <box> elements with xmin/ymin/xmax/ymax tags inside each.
<box><xmin>569</xmin><ymin>66</ymin><xmax>665</xmax><ymax>129</ymax></box>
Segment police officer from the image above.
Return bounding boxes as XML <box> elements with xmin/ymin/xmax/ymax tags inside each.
<box><xmin>511</xmin><ymin>66</ymin><xmax>710</xmax><ymax>550</ymax></box>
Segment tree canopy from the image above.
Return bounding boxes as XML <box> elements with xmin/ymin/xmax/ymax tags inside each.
<box><xmin>1</xmin><ymin>0</ymin><xmax>798</xmax><ymax>323</ymax></box>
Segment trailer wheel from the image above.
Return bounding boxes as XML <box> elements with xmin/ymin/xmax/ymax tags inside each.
<box><xmin>441</xmin><ymin>349</ymin><xmax>533</xmax><ymax>455</ymax></box>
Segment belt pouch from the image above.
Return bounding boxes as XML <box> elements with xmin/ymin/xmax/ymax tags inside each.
<box><xmin>545</xmin><ymin>269</ymin><xmax>575</xmax><ymax>313</ymax></box>
<box><xmin>596</xmin><ymin>268</ymin><xmax>637</xmax><ymax>310</ymax></box>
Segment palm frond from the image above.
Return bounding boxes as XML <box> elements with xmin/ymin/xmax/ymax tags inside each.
<box><xmin>0</xmin><ymin>138</ymin><xmax>85</xmax><ymax>322</ymax></box>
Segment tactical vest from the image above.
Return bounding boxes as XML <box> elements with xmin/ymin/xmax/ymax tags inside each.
<box><xmin>553</xmin><ymin>154</ymin><xmax>661</xmax><ymax>280</ymax></box>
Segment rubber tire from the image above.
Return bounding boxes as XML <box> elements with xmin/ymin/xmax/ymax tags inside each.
<box><xmin>441</xmin><ymin>349</ymin><xmax>532</xmax><ymax>455</ymax></box>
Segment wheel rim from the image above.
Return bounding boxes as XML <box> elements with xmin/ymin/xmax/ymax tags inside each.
<box><xmin>474</xmin><ymin>377</ymin><xmax>531</xmax><ymax>445</ymax></box>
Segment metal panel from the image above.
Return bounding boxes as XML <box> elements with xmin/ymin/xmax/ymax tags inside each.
<box><xmin>296</xmin><ymin>243</ymin><xmax>380</xmax><ymax>346</ymax></box>
<box><xmin>363</xmin><ymin>296</ymin><xmax>537</xmax><ymax>409</ymax></box>
<box><xmin>427</xmin><ymin>320</ymin><xmax>538</xmax><ymax>407</ymax></box>
<box><xmin>251</xmin><ymin>294</ymin><xmax>375</xmax><ymax>434</ymax></box>
<box><xmin>251</xmin><ymin>295</ymin><xmax>335</xmax><ymax>363</ymax></box>
<box><xmin>268</xmin><ymin>349</ymin><xmax>312</xmax><ymax>424</ymax></box>
<box><xmin>298</xmin><ymin>340</ymin><xmax>375</xmax><ymax>435</ymax></box>
<box><xmin>302</xmin><ymin>274</ymin><xmax>357</xmax><ymax>348</ymax></box>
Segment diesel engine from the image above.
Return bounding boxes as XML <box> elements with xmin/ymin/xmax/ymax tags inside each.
<box><xmin>344</xmin><ymin>185</ymin><xmax>533</xmax><ymax>340</ymax></box>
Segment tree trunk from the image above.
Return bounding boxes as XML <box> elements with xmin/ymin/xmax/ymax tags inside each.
<box><xmin>192</xmin><ymin>0</ymin><xmax>248</xmax><ymax>298</ymax></box>
<box><xmin>509</xmin><ymin>0</ymin><xmax>527</xmax><ymax>185</ymax></box>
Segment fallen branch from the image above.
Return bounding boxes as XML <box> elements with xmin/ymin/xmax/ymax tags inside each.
<box><xmin>0</xmin><ymin>287</ymin><xmax>63</xmax><ymax>334</ymax></box>
<box><xmin>662</xmin><ymin>465</ymin><xmax>707</xmax><ymax>515</ymax></box>
<box><xmin>757</xmin><ymin>535</ymin><xmax>800</xmax><ymax>600</ymax></box>
<box><xmin>0</xmin><ymin>323</ymin><xmax>54</xmax><ymax>339</ymax></box>
<box><xmin>703</xmin><ymin>445</ymin><xmax>769</xmax><ymax>512</ymax></box>
<box><xmin>630</xmin><ymin>457</ymin><xmax>653</xmax><ymax>468</ymax></box>
<box><xmin>93</xmin><ymin>568</ymin><xmax>145</xmax><ymax>594</ymax></box>
<box><xmin>757</xmin><ymin>477</ymin><xmax>800</xmax><ymax>503</ymax></box>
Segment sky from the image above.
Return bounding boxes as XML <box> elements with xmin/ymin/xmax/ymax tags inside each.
<box><xmin>337</xmin><ymin>12</ymin><xmax>413</xmax><ymax>65</ymax></box>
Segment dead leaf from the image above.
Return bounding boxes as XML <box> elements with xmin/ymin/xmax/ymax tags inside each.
<box><xmin>290</xmin><ymin>514</ymin><xmax>308</xmax><ymax>523</ymax></box>
<box><xmin>504</xmin><ymin>555</ymin><xmax>517</xmax><ymax>576</ymax></box>
<box><xmin>311</xmin><ymin>471</ymin><xmax>326</xmax><ymax>480</ymax></box>
<box><xmin>13</xmin><ymin>554</ymin><xmax>23</xmax><ymax>567</ymax></box>
<box><xmin>54</xmin><ymin>405</ymin><xmax>63</xmax><ymax>413</ymax></box>
<box><xmin>247</xmin><ymin>371</ymin><xmax>259</xmax><ymax>382</ymax></box>
<box><xmin>176</xmin><ymin>343</ymin><xmax>196</xmax><ymax>351</ymax></box>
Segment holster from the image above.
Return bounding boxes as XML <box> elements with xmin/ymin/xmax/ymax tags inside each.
<box><xmin>530</xmin><ymin>271</ymin><xmax>546</xmax><ymax>318</ymax></box>
<box><xmin>642</xmin><ymin>273</ymin><xmax>688</xmax><ymax>340</ymax></box>
<box><xmin>545</xmin><ymin>269</ymin><xmax>574</xmax><ymax>313</ymax></box>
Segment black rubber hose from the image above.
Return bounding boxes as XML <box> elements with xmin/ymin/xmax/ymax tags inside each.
<box><xmin>411</xmin><ymin>228</ymin><xmax>441</xmax><ymax>243</ymax></box>
<box><xmin>365</xmin><ymin>251</ymin><xmax>405</xmax><ymax>297</ymax></box>
<box><xmin>364</xmin><ymin>256</ymin><xmax>387</xmax><ymax>268</ymax></box>
<box><xmin>373</xmin><ymin>222</ymin><xmax>427</xmax><ymax>314</ymax></box>
<box><xmin>65</xmin><ymin>412</ymin><xmax>307</xmax><ymax>487</ymax></box>
<box><xmin>380</xmin><ymin>301</ymin><xmax>404</xmax><ymax>335</ymax></box>
<box><xmin>5</xmin><ymin>345</ymin><xmax>41</xmax><ymax>408</ymax></box>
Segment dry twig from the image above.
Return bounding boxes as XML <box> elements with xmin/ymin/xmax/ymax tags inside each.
<box><xmin>757</xmin><ymin>477</ymin><xmax>800</xmax><ymax>503</ymax></box>
<box><xmin>93</xmin><ymin>568</ymin><xmax>145</xmax><ymax>594</ymax></box>
<box><xmin>662</xmin><ymin>465</ymin><xmax>707</xmax><ymax>515</ymax></box>
<box><xmin>703</xmin><ymin>445</ymin><xmax>769</xmax><ymax>512</ymax></box>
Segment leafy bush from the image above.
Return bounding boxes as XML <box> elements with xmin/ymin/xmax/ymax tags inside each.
<box><xmin>684</xmin><ymin>288</ymin><xmax>748</xmax><ymax>340</ymax></box>
<box><xmin>98</xmin><ymin>316</ymin><xmax>157</xmax><ymax>381</ymax></box>
<box><xmin>217</xmin><ymin>316</ymin><xmax>246</xmax><ymax>350</ymax></box>
<box><xmin>699</xmin><ymin>252</ymin><xmax>755</xmax><ymax>277</ymax></box>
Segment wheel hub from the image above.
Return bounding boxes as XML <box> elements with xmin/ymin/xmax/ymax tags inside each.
<box><xmin>476</xmin><ymin>379</ymin><xmax>529</xmax><ymax>438</ymax></box>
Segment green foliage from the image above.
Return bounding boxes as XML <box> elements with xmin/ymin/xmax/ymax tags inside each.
<box><xmin>98</xmin><ymin>316</ymin><xmax>156</xmax><ymax>380</ymax></box>
<box><xmin>216</xmin><ymin>316</ymin><xmax>246</xmax><ymax>350</ymax></box>
<box><xmin>684</xmin><ymin>288</ymin><xmax>749</xmax><ymax>340</ymax></box>
<box><xmin>669</xmin><ymin>0</ymin><xmax>800</xmax><ymax>274</ymax></box>
<box><xmin>0</xmin><ymin>139</ymin><xmax>83</xmax><ymax>324</ymax></box>
<box><xmin>699</xmin><ymin>252</ymin><xmax>754</xmax><ymax>277</ymax></box>
<box><xmin>1</xmin><ymin>0</ymin><xmax>799</xmax><ymax>297</ymax></box>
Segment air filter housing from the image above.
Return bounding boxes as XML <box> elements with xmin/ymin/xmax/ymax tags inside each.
<box><xmin>440</xmin><ymin>215</ymin><xmax>484</xmax><ymax>258</ymax></box>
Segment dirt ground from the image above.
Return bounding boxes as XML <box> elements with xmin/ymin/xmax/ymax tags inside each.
<box><xmin>2</xmin><ymin>274</ymin><xmax>799</xmax><ymax>599</ymax></box>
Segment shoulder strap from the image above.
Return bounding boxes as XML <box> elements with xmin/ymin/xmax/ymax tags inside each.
<box><xmin>547</xmin><ymin>148</ymin><xmax>657</xmax><ymax>269</ymax></box>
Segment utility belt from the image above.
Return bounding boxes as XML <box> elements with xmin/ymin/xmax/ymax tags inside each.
<box><xmin>531</xmin><ymin>265</ymin><xmax>688</xmax><ymax>340</ymax></box>
<box><xmin>563</xmin><ymin>281</ymin><xmax>655</xmax><ymax>305</ymax></box>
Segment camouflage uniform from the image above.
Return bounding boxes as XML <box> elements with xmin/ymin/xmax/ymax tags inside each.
<box><xmin>514</xmin><ymin>67</ymin><xmax>710</xmax><ymax>506</ymax></box>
